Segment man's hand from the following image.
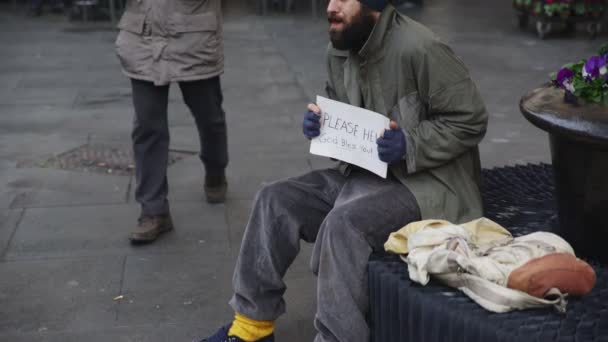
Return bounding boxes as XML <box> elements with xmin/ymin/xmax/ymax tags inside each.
<box><xmin>377</xmin><ymin>121</ymin><xmax>407</xmax><ymax>165</ymax></box>
<box><xmin>303</xmin><ymin>103</ymin><xmax>322</xmax><ymax>139</ymax></box>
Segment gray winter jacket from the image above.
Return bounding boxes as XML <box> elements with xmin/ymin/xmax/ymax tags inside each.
<box><xmin>115</xmin><ymin>0</ymin><xmax>223</xmax><ymax>85</ymax></box>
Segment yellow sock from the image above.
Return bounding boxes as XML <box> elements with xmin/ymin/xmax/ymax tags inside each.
<box><xmin>227</xmin><ymin>312</ymin><xmax>274</xmax><ymax>341</ymax></box>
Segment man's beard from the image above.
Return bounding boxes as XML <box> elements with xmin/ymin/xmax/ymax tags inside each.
<box><xmin>328</xmin><ymin>7</ymin><xmax>376</xmax><ymax>52</ymax></box>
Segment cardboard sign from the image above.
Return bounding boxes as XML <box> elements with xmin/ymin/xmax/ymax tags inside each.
<box><xmin>310</xmin><ymin>96</ymin><xmax>389</xmax><ymax>178</ymax></box>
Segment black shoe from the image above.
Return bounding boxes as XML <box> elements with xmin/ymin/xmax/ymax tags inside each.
<box><xmin>204</xmin><ymin>173</ymin><xmax>227</xmax><ymax>204</ymax></box>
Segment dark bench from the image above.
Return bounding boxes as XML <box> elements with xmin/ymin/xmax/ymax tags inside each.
<box><xmin>369</xmin><ymin>163</ymin><xmax>608</xmax><ymax>342</ymax></box>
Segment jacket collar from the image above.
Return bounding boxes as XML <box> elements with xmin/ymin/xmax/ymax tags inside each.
<box><xmin>358</xmin><ymin>4</ymin><xmax>395</xmax><ymax>61</ymax></box>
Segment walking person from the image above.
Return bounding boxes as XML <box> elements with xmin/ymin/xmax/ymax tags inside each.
<box><xmin>115</xmin><ymin>0</ymin><xmax>228</xmax><ymax>243</ymax></box>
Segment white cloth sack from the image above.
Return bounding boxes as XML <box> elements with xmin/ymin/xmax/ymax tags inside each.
<box><xmin>403</xmin><ymin>223</ymin><xmax>573</xmax><ymax>313</ymax></box>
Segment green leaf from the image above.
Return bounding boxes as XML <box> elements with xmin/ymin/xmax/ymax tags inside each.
<box><xmin>602</xmin><ymin>91</ymin><xmax>608</xmax><ymax>106</ymax></box>
<box><xmin>563</xmin><ymin>62</ymin><xmax>575</xmax><ymax>69</ymax></box>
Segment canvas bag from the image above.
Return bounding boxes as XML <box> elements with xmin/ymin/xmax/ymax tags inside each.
<box><xmin>393</xmin><ymin>221</ymin><xmax>574</xmax><ymax>313</ymax></box>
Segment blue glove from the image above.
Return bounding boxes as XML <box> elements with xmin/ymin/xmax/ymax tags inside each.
<box><xmin>377</xmin><ymin>122</ymin><xmax>407</xmax><ymax>165</ymax></box>
<box><xmin>303</xmin><ymin>110</ymin><xmax>321</xmax><ymax>139</ymax></box>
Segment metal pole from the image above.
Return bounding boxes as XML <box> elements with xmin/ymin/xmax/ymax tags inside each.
<box><xmin>83</xmin><ymin>3</ymin><xmax>88</xmax><ymax>22</ymax></box>
<box><xmin>109</xmin><ymin>0</ymin><xmax>116</xmax><ymax>25</ymax></box>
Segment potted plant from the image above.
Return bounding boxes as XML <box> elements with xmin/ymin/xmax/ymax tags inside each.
<box><xmin>552</xmin><ymin>44</ymin><xmax>608</xmax><ymax>105</ymax></box>
<box><xmin>583</xmin><ymin>0</ymin><xmax>604</xmax><ymax>17</ymax></box>
<box><xmin>520</xmin><ymin>43</ymin><xmax>608</xmax><ymax>263</ymax></box>
<box><xmin>542</xmin><ymin>0</ymin><xmax>572</xmax><ymax>17</ymax></box>
<box><xmin>514</xmin><ymin>0</ymin><xmax>535</xmax><ymax>10</ymax></box>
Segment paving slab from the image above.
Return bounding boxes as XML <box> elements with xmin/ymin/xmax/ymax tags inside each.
<box><xmin>0</xmin><ymin>104</ymin><xmax>86</xmax><ymax>136</ymax></box>
<box><xmin>63</xmin><ymin>118</ymin><xmax>133</xmax><ymax>142</ymax></box>
<box><xmin>15</xmin><ymin>70</ymin><xmax>105</xmax><ymax>89</ymax></box>
<box><xmin>117</xmin><ymin>253</ymin><xmax>235</xmax><ymax>327</ymax></box>
<box><xmin>90</xmin><ymin>70</ymin><xmax>131</xmax><ymax>89</ymax></box>
<box><xmin>0</xmin><ymin>131</ymin><xmax>86</xmax><ymax>165</ymax></box>
<box><xmin>161</xmin><ymin>154</ymin><xmax>312</xmax><ymax>203</ymax></box>
<box><xmin>165</xmin><ymin>126</ymin><xmax>202</xmax><ymax>153</ymax></box>
<box><xmin>7</xmin><ymin>167</ymin><xmax>130</xmax><ymax>209</ymax></box>
<box><xmin>0</xmin><ymin>326</ymin><xmax>169</xmax><ymax>342</ymax></box>
<box><xmin>0</xmin><ymin>86</ymin><xmax>79</xmax><ymax>106</ymax></box>
<box><xmin>74</xmin><ymin>86</ymin><xmax>132</xmax><ymax>108</ymax></box>
<box><xmin>224</xmin><ymin>199</ymin><xmax>254</xmax><ymax>250</ymax></box>
<box><xmin>4</xmin><ymin>201</ymin><xmax>230</xmax><ymax>259</ymax></box>
<box><xmin>166</xmin><ymin>102</ymin><xmax>206</xmax><ymax>127</ymax></box>
<box><xmin>0</xmin><ymin>72</ymin><xmax>22</xmax><ymax>90</ymax></box>
<box><xmin>225</xmin><ymin>127</ymin><xmax>309</xmax><ymax>160</ymax></box>
<box><xmin>0</xmin><ymin>256</ymin><xmax>123</xmax><ymax>335</ymax></box>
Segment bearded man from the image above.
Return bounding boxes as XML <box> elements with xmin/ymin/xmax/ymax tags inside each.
<box><xmin>196</xmin><ymin>0</ymin><xmax>488</xmax><ymax>341</ymax></box>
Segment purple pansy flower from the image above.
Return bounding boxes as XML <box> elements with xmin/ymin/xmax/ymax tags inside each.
<box><xmin>556</xmin><ymin>67</ymin><xmax>575</xmax><ymax>93</ymax></box>
<box><xmin>582</xmin><ymin>55</ymin><xmax>606</xmax><ymax>80</ymax></box>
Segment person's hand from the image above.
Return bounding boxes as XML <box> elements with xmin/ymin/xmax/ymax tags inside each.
<box><xmin>303</xmin><ymin>103</ymin><xmax>322</xmax><ymax>139</ymax></box>
<box><xmin>377</xmin><ymin>121</ymin><xmax>407</xmax><ymax>164</ymax></box>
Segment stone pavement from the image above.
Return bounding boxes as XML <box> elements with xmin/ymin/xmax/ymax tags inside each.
<box><xmin>0</xmin><ymin>0</ymin><xmax>603</xmax><ymax>341</ymax></box>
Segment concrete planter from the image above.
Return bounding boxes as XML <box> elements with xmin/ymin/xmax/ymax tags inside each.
<box><xmin>521</xmin><ymin>85</ymin><xmax>608</xmax><ymax>262</ymax></box>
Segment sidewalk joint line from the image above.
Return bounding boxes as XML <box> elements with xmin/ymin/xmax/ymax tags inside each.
<box><xmin>1</xmin><ymin>208</ymin><xmax>26</xmax><ymax>261</ymax></box>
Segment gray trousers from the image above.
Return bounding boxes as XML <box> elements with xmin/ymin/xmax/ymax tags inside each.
<box><xmin>130</xmin><ymin>77</ymin><xmax>228</xmax><ymax>216</ymax></box>
<box><xmin>229</xmin><ymin>168</ymin><xmax>421</xmax><ymax>342</ymax></box>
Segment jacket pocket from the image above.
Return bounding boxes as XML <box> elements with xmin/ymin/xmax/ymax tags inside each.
<box><xmin>165</xmin><ymin>12</ymin><xmax>222</xmax><ymax>71</ymax></box>
<box><xmin>115</xmin><ymin>12</ymin><xmax>150</xmax><ymax>77</ymax></box>
<box><xmin>175</xmin><ymin>0</ymin><xmax>209</xmax><ymax>15</ymax></box>
<box><xmin>170</xmin><ymin>12</ymin><xmax>217</xmax><ymax>33</ymax></box>
<box><xmin>116</xmin><ymin>12</ymin><xmax>145</xmax><ymax>34</ymax></box>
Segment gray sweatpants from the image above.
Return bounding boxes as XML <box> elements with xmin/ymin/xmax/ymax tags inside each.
<box><xmin>229</xmin><ymin>168</ymin><xmax>421</xmax><ymax>342</ymax></box>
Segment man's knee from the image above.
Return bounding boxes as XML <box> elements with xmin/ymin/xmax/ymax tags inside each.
<box><xmin>320</xmin><ymin>208</ymin><xmax>368</xmax><ymax>246</ymax></box>
<box><xmin>320</xmin><ymin>205</ymin><xmax>395</xmax><ymax>260</ymax></box>
<box><xmin>254</xmin><ymin>180</ymin><xmax>290</xmax><ymax>206</ymax></box>
<box><xmin>311</xmin><ymin>207</ymin><xmax>373</xmax><ymax>282</ymax></box>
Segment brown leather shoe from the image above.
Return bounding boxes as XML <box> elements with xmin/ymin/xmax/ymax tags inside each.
<box><xmin>129</xmin><ymin>215</ymin><xmax>173</xmax><ymax>243</ymax></box>
<box><xmin>204</xmin><ymin>174</ymin><xmax>227</xmax><ymax>204</ymax></box>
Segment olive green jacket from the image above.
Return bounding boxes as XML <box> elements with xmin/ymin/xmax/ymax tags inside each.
<box><xmin>115</xmin><ymin>0</ymin><xmax>223</xmax><ymax>85</ymax></box>
<box><xmin>326</xmin><ymin>5</ymin><xmax>488</xmax><ymax>224</ymax></box>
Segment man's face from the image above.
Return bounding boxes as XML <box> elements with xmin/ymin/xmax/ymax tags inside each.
<box><xmin>327</xmin><ymin>0</ymin><xmax>376</xmax><ymax>51</ymax></box>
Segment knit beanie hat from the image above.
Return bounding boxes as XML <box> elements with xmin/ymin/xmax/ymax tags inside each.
<box><xmin>358</xmin><ymin>0</ymin><xmax>388</xmax><ymax>11</ymax></box>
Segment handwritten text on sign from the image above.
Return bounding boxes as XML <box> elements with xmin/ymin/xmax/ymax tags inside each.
<box><xmin>310</xmin><ymin>96</ymin><xmax>389</xmax><ymax>178</ymax></box>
